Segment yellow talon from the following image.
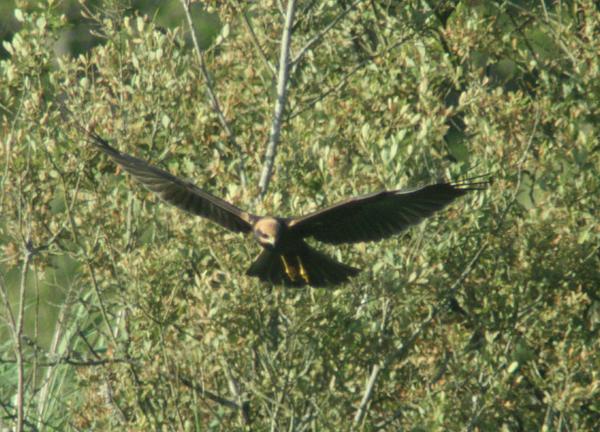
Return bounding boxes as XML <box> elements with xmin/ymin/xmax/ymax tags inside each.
<box><xmin>281</xmin><ymin>256</ymin><xmax>298</xmax><ymax>281</ymax></box>
<box><xmin>297</xmin><ymin>256</ymin><xmax>310</xmax><ymax>284</ymax></box>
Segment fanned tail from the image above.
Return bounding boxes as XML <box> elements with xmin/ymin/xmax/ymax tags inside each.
<box><xmin>246</xmin><ymin>242</ymin><xmax>359</xmax><ymax>287</ymax></box>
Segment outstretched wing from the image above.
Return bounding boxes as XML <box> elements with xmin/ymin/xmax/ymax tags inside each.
<box><xmin>288</xmin><ymin>179</ymin><xmax>488</xmax><ymax>244</ymax></box>
<box><xmin>81</xmin><ymin>128</ymin><xmax>255</xmax><ymax>233</ymax></box>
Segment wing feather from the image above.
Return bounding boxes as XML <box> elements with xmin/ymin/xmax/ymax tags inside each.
<box><xmin>288</xmin><ymin>179</ymin><xmax>488</xmax><ymax>244</ymax></box>
<box><xmin>82</xmin><ymin>129</ymin><xmax>254</xmax><ymax>233</ymax></box>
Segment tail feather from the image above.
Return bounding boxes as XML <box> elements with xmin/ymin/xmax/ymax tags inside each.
<box><xmin>246</xmin><ymin>243</ymin><xmax>359</xmax><ymax>287</ymax></box>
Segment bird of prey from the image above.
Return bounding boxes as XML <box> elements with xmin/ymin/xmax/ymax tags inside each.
<box><xmin>77</xmin><ymin>128</ymin><xmax>487</xmax><ymax>287</ymax></box>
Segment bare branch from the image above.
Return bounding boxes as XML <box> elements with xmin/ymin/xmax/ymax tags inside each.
<box><xmin>0</xmin><ymin>355</ymin><xmax>131</xmax><ymax>367</ymax></box>
<box><xmin>15</xmin><ymin>241</ymin><xmax>34</xmax><ymax>432</ymax></box>
<box><xmin>180</xmin><ymin>0</ymin><xmax>247</xmax><ymax>188</ymax></box>
<box><xmin>258</xmin><ymin>0</ymin><xmax>297</xmax><ymax>198</ymax></box>
<box><xmin>85</xmin><ymin>256</ymin><xmax>118</xmax><ymax>344</ymax></box>
<box><xmin>291</xmin><ymin>0</ymin><xmax>363</xmax><ymax>74</ymax></box>
<box><xmin>352</xmin><ymin>364</ymin><xmax>380</xmax><ymax>427</ymax></box>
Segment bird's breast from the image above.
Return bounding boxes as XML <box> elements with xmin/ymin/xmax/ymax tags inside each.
<box><xmin>275</xmin><ymin>226</ymin><xmax>301</xmax><ymax>253</ymax></box>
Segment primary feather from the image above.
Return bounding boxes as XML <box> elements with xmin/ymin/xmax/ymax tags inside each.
<box><xmin>82</xmin><ymin>129</ymin><xmax>255</xmax><ymax>233</ymax></box>
<box><xmin>288</xmin><ymin>179</ymin><xmax>488</xmax><ymax>244</ymax></box>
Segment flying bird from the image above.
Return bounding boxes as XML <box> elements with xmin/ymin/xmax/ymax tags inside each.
<box><xmin>77</xmin><ymin>128</ymin><xmax>487</xmax><ymax>287</ymax></box>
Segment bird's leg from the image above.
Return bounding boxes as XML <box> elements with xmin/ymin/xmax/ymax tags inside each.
<box><xmin>296</xmin><ymin>256</ymin><xmax>310</xmax><ymax>284</ymax></box>
<box><xmin>280</xmin><ymin>255</ymin><xmax>298</xmax><ymax>281</ymax></box>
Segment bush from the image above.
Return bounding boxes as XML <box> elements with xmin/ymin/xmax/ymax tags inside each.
<box><xmin>1</xmin><ymin>1</ymin><xmax>598</xmax><ymax>430</ymax></box>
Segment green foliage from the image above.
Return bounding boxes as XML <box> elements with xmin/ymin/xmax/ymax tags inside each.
<box><xmin>1</xmin><ymin>1</ymin><xmax>599</xmax><ymax>430</ymax></box>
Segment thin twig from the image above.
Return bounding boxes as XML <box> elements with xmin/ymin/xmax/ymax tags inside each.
<box><xmin>0</xmin><ymin>400</ymin><xmax>43</xmax><ymax>432</ymax></box>
<box><xmin>0</xmin><ymin>355</ymin><xmax>131</xmax><ymax>367</ymax></box>
<box><xmin>180</xmin><ymin>0</ymin><xmax>247</xmax><ymax>188</ymax></box>
<box><xmin>35</xmin><ymin>145</ymin><xmax>88</xmax><ymax>424</ymax></box>
<box><xmin>288</xmin><ymin>34</ymin><xmax>413</xmax><ymax>121</ymax></box>
<box><xmin>388</xmin><ymin>242</ymin><xmax>488</xmax><ymax>368</ymax></box>
<box><xmin>276</xmin><ymin>0</ymin><xmax>285</xmax><ymax>16</ymax></box>
<box><xmin>15</xmin><ymin>241</ymin><xmax>34</xmax><ymax>432</ymax></box>
<box><xmin>291</xmin><ymin>0</ymin><xmax>363</xmax><ymax>74</ymax></box>
<box><xmin>240</xmin><ymin>10</ymin><xmax>277</xmax><ymax>78</ymax></box>
<box><xmin>0</xmin><ymin>277</ymin><xmax>17</xmax><ymax>340</ymax></box>
<box><xmin>86</xmin><ymin>260</ymin><xmax>118</xmax><ymax>343</ymax></box>
<box><xmin>0</xmin><ymin>97</ymin><xmax>24</xmax><ymax>211</ymax></box>
<box><xmin>220</xmin><ymin>357</ymin><xmax>251</xmax><ymax>426</ymax></box>
<box><xmin>49</xmin><ymin>156</ymin><xmax>117</xmax><ymax>345</ymax></box>
<box><xmin>494</xmin><ymin>106</ymin><xmax>540</xmax><ymax>230</ymax></box>
<box><xmin>352</xmin><ymin>364</ymin><xmax>381</xmax><ymax>427</ymax></box>
<box><xmin>178</xmin><ymin>374</ymin><xmax>246</xmax><ymax>412</ymax></box>
<box><xmin>351</xmin><ymin>242</ymin><xmax>489</xmax><ymax>429</ymax></box>
<box><xmin>461</xmin><ymin>109</ymin><xmax>540</xmax><ymax>430</ymax></box>
<box><xmin>258</xmin><ymin>0</ymin><xmax>297</xmax><ymax>198</ymax></box>
<box><xmin>0</xmin><ymin>277</ymin><xmax>20</xmax><ymax>429</ymax></box>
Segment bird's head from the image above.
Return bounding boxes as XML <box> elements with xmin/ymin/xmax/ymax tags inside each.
<box><xmin>253</xmin><ymin>217</ymin><xmax>282</xmax><ymax>249</ymax></box>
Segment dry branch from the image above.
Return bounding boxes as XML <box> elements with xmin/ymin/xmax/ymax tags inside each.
<box><xmin>258</xmin><ymin>0</ymin><xmax>297</xmax><ymax>198</ymax></box>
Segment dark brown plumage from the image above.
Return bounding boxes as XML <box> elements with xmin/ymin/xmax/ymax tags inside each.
<box><xmin>78</xmin><ymin>128</ymin><xmax>488</xmax><ymax>287</ymax></box>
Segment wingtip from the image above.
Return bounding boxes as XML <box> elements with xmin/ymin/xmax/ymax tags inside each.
<box><xmin>59</xmin><ymin>101</ymin><xmax>114</xmax><ymax>153</ymax></box>
<box><xmin>449</xmin><ymin>174</ymin><xmax>492</xmax><ymax>191</ymax></box>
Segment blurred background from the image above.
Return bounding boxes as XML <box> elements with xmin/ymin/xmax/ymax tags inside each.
<box><xmin>1</xmin><ymin>1</ymin><xmax>599</xmax><ymax>430</ymax></box>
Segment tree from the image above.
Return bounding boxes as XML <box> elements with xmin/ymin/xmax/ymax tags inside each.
<box><xmin>1</xmin><ymin>1</ymin><xmax>598</xmax><ymax>430</ymax></box>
